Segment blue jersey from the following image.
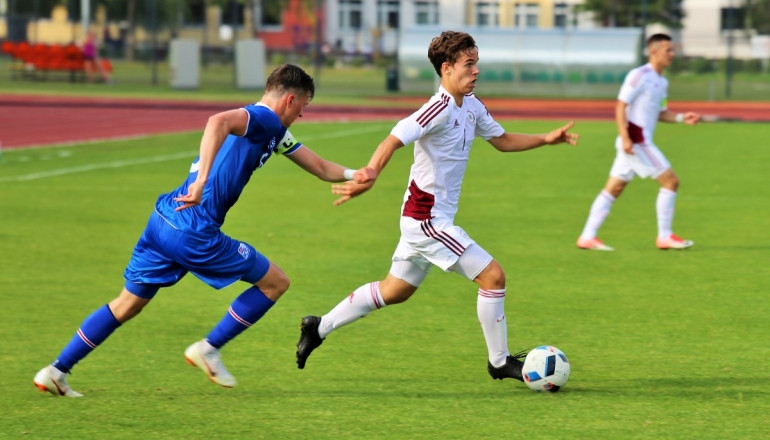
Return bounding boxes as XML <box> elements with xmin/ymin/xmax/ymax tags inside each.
<box><xmin>155</xmin><ymin>103</ymin><xmax>302</xmax><ymax>234</ymax></box>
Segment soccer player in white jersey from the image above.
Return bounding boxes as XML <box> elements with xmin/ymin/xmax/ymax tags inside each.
<box><xmin>33</xmin><ymin>65</ymin><xmax>361</xmax><ymax>397</ymax></box>
<box><xmin>296</xmin><ymin>31</ymin><xmax>579</xmax><ymax>384</ymax></box>
<box><xmin>577</xmin><ymin>33</ymin><xmax>701</xmax><ymax>251</ymax></box>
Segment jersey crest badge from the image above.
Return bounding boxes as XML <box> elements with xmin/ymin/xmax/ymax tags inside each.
<box><xmin>237</xmin><ymin>243</ymin><xmax>250</xmax><ymax>259</ymax></box>
<box><xmin>466</xmin><ymin>112</ymin><xmax>476</xmax><ymax>125</ymax></box>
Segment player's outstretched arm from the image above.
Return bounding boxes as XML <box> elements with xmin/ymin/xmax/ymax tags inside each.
<box><xmin>331</xmin><ymin>179</ymin><xmax>374</xmax><ymax>206</ymax></box>
<box><xmin>174</xmin><ymin>108</ymin><xmax>249</xmax><ymax>211</ymax></box>
<box><xmin>488</xmin><ymin>121</ymin><xmax>579</xmax><ymax>152</ymax></box>
<box><xmin>330</xmin><ymin>134</ymin><xmax>405</xmax><ymax>206</ymax></box>
<box><xmin>659</xmin><ymin>109</ymin><xmax>701</xmax><ymax>125</ymax></box>
<box><xmin>287</xmin><ymin>146</ymin><xmax>356</xmax><ymax>182</ymax></box>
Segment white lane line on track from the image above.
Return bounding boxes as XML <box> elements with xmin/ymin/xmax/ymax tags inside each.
<box><xmin>0</xmin><ymin>151</ymin><xmax>197</xmax><ymax>183</ymax></box>
<box><xmin>0</xmin><ymin>124</ymin><xmax>389</xmax><ymax>183</ymax></box>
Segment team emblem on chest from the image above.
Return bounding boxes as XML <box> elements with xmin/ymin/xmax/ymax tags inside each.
<box><xmin>466</xmin><ymin>112</ymin><xmax>475</xmax><ymax>124</ymax></box>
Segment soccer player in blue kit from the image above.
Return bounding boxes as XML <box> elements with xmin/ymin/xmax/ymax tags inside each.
<box><xmin>34</xmin><ymin>64</ymin><xmax>359</xmax><ymax>397</ymax></box>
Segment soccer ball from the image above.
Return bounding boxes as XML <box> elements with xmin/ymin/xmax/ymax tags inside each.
<box><xmin>522</xmin><ymin>345</ymin><xmax>570</xmax><ymax>392</ymax></box>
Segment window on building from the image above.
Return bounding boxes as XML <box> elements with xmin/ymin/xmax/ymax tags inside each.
<box><xmin>377</xmin><ymin>0</ymin><xmax>399</xmax><ymax>29</ymax></box>
<box><xmin>514</xmin><ymin>3</ymin><xmax>539</xmax><ymax>28</ymax></box>
<box><xmin>554</xmin><ymin>2</ymin><xmax>568</xmax><ymax>28</ymax></box>
<box><xmin>260</xmin><ymin>0</ymin><xmax>284</xmax><ymax>27</ymax></box>
<box><xmin>415</xmin><ymin>1</ymin><xmax>439</xmax><ymax>25</ymax></box>
<box><xmin>720</xmin><ymin>7</ymin><xmax>746</xmax><ymax>30</ymax></box>
<box><xmin>476</xmin><ymin>2</ymin><xmax>499</xmax><ymax>27</ymax></box>
<box><xmin>222</xmin><ymin>1</ymin><xmax>244</xmax><ymax>27</ymax></box>
<box><xmin>184</xmin><ymin>0</ymin><xmax>206</xmax><ymax>26</ymax></box>
<box><xmin>340</xmin><ymin>0</ymin><xmax>363</xmax><ymax>30</ymax></box>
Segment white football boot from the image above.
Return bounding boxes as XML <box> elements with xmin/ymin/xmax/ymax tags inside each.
<box><xmin>656</xmin><ymin>234</ymin><xmax>694</xmax><ymax>250</ymax></box>
<box><xmin>33</xmin><ymin>365</ymin><xmax>83</xmax><ymax>397</ymax></box>
<box><xmin>576</xmin><ymin>237</ymin><xmax>614</xmax><ymax>251</ymax></box>
<box><xmin>184</xmin><ymin>339</ymin><xmax>237</xmax><ymax>387</ymax></box>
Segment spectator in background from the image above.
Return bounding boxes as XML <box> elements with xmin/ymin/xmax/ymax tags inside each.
<box><xmin>82</xmin><ymin>30</ymin><xmax>112</xmax><ymax>84</ymax></box>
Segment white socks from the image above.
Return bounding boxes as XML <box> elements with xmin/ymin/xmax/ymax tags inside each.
<box><xmin>656</xmin><ymin>188</ymin><xmax>677</xmax><ymax>239</ymax></box>
<box><xmin>319</xmin><ymin>282</ymin><xmax>385</xmax><ymax>339</ymax></box>
<box><xmin>580</xmin><ymin>190</ymin><xmax>615</xmax><ymax>240</ymax></box>
<box><xmin>477</xmin><ymin>288</ymin><xmax>509</xmax><ymax>368</ymax></box>
<box><xmin>318</xmin><ymin>282</ymin><xmax>513</xmax><ymax>368</ymax></box>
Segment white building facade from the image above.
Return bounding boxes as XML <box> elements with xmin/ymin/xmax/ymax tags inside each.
<box><xmin>322</xmin><ymin>0</ymin><xmax>766</xmax><ymax>60</ymax></box>
<box><xmin>680</xmin><ymin>0</ymin><xmax>761</xmax><ymax>59</ymax></box>
<box><xmin>323</xmin><ymin>0</ymin><xmax>593</xmax><ymax>56</ymax></box>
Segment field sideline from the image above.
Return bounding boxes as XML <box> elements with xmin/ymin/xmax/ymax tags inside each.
<box><xmin>1</xmin><ymin>119</ymin><xmax>768</xmax><ymax>439</ymax></box>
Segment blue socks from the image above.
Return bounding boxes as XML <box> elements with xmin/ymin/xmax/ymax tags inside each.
<box><xmin>206</xmin><ymin>286</ymin><xmax>275</xmax><ymax>349</ymax></box>
<box><xmin>53</xmin><ymin>304</ymin><xmax>121</xmax><ymax>373</ymax></box>
<box><xmin>50</xmin><ymin>286</ymin><xmax>274</xmax><ymax>373</ymax></box>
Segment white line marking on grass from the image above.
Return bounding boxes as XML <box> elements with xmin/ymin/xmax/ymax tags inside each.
<box><xmin>0</xmin><ymin>124</ymin><xmax>389</xmax><ymax>183</ymax></box>
<box><xmin>0</xmin><ymin>151</ymin><xmax>196</xmax><ymax>183</ymax></box>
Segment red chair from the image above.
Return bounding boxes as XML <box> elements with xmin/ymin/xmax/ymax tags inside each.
<box><xmin>13</xmin><ymin>41</ymin><xmax>30</xmax><ymax>60</ymax></box>
<box><xmin>1</xmin><ymin>40</ymin><xmax>16</xmax><ymax>56</ymax></box>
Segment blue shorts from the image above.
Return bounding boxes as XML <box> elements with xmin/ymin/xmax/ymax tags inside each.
<box><xmin>123</xmin><ymin>211</ymin><xmax>270</xmax><ymax>299</ymax></box>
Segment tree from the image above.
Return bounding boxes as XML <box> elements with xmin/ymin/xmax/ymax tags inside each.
<box><xmin>747</xmin><ymin>0</ymin><xmax>770</xmax><ymax>34</ymax></box>
<box><xmin>579</xmin><ymin>0</ymin><xmax>685</xmax><ymax>29</ymax></box>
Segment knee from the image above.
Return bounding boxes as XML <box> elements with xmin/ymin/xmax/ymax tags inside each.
<box><xmin>605</xmin><ymin>180</ymin><xmax>626</xmax><ymax>198</ymax></box>
<box><xmin>476</xmin><ymin>261</ymin><xmax>506</xmax><ymax>290</ymax></box>
<box><xmin>379</xmin><ymin>276</ymin><xmax>418</xmax><ymax>305</ymax></box>
<box><xmin>667</xmin><ymin>176</ymin><xmax>680</xmax><ymax>191</ymax></box>
<box><xmin>256</xmin><ymin>268</ymin><xmax>290</xmax><ymax>301</ymax></box>
<box><xmin>109</xmin><ymin>289</ymin><xmax>150</xmax><ymax>322</ymax></box>
<box><xmin>658</xmin><ymin>170</ymin><xmax>680</xmax><ymax>191</ymax></box>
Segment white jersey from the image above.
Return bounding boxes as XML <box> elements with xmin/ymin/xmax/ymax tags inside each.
<box><xmin>617</xmin><ymin>63</ymin><xmax>668</xmax><ymax>144</ymax></box>
<box><xmin>390</xmin><ymin>86</ymin><xmax>505</xmax><ymax>222</ymax></box>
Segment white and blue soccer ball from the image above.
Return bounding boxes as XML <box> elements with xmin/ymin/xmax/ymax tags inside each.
<box><xmin>522</xmin><ymin>345</ymin><xmax>570</xmax><ymax>392</ymax></box>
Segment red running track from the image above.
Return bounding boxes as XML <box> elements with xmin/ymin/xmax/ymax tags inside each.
<box><xmin>1</xmin><ymin>94</ymin><xmax>768</xmax><ymax>149</ymax></box>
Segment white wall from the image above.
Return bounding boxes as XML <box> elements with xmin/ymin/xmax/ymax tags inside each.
<box><xmin>681</xmin><ymin>0</ymin><xmax>753</xmax><ymax>59</ymax></box>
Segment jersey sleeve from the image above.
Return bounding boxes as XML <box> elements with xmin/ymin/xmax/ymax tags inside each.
<box><xmin>617</xmin><ymin>69</ymin><xmax>644</xmax><ymax>104</ymax></box>
<box><xmin>390</xmin><ymin>99</ymin><xmax>448</xmax><ymax>145</ymax></box>
<box><xmin>275</xmin><ymin>129</ymin><xmax>303</xmax><ymax>155</ymax></box>
<box><xmin>474</xmin><ymin>106</ymin><xmax>505</xmax><ymax>140</ymax></box>
<box><xmin>242</xmin><ymin>105</ymin><xmax>272</xmax><ymax>140</ymax></box>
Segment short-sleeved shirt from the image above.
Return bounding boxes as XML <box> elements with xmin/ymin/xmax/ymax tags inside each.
<box><xmin>390</xmin><ymin>86</ymin><xmax>505</xmax><ymax>222</ymax></box>
<box><xmin>618</xmin><ymin>63</ymin><xmax>668</xmax><ymax>145</ymax></box>
<box><xmin>155</xmin><ymin>103</ymin><xmax>302</xmax><ymax>235</ymax></box>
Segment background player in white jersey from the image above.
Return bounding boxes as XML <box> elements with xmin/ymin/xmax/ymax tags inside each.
<box><xmin>296</xmin><ymin>31</ymin><xmax>579</xmax><ymax>384</ymax></box>
<box><xmin>577</xmin><ymin>33</ymin><xmax>701</xmax><ymax>251</ymax></box>
<box><xmin>33</xmin><ymin>64</ymin><xmax>361</xmax><ymax>397</ymax></box>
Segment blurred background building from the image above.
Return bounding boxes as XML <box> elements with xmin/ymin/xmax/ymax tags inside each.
<box><xmin>0</xmin><ymin>1</ymin><xmax>767</xmax><ymax>97</ymax></box>
<box><xmin>0</xmin><ymin>1</ymin><xmax>767</xmax><ymax>60</ymax></box>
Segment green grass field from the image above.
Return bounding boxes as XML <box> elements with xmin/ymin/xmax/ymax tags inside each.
<box><xmin>1</xmin><ymin>120</ymin><xmax>768</xmax><ymax>439</ymax></box>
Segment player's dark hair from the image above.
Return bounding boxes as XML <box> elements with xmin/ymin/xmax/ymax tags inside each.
<box><xmin>428</xmin><ymin>31</ymin><xmax>478</xmax><ymax>77</ymax></box>
<box><xmin>646</xmin><ymin>33</ymin><xmax>672</xmax><ymax>47</ymax></box>
<box><xmin>265</xmin><ymin>64</ymin><xmax>315</xmax><ymax>99</ymax></box>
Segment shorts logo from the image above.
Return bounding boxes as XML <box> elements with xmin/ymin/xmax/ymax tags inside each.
<box><xmin>238</xmin><ymin>243</ymin><xmax>250</xmax><ymax>259</ymax></box>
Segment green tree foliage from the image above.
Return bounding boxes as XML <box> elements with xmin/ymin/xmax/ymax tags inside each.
<box><xmin>579</xmin><ymin>0</ymin><xmax>685</xmax><ymax>29</ymax></box>
<box><xmin>747</xmin><ymin>0</ymin><xmax>770</xmax><ymax>34</ymax></box>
